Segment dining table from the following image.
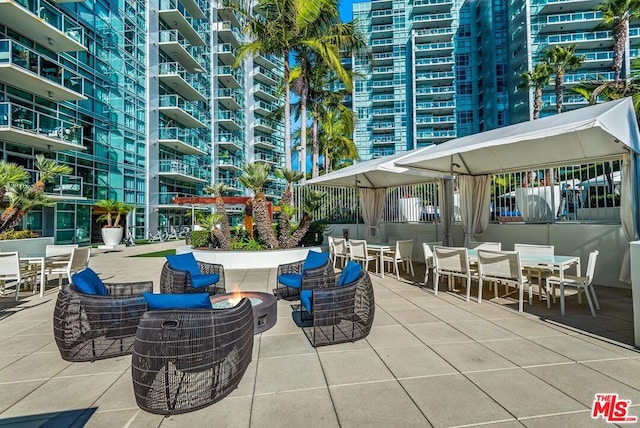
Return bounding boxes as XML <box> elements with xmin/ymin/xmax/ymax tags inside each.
<box><xmin>19</xmin><ymin>252</ymin><xmax>70</xmax><ymax>297</ymax></box>
<box><xmin>365</xmin><ymin>243</ymin><xmax>392</xmax><ymax>278</ymax></box>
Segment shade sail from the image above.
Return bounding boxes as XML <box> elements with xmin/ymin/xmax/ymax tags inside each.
<box><xmin>396</xmin><ymin>98</ymin><xmax>640</xmax><ymax>175</ymax></box>
<box><xmin>306</xmin><ymin>149</ymin><xmax>448</xmax><ymax>189</ymax></box>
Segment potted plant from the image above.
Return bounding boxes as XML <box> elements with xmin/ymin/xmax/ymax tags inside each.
<box><xmin>95</xmin><ymin>200</ymin><xmax>132</xmax><ymax>246</ymax></box>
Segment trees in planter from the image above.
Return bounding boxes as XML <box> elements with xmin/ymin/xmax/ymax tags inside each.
<box><xmin>95</xmin><ymin>200</ymin><xmax>133</xmax><ymax>246</ymax></box>
<box><xmin>203</xmin><ymin>183</ymin><xmax>231</xmax><ymax>250</ymax></box>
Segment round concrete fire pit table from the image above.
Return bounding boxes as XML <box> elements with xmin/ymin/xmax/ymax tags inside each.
<box><xmin>210</xmin><ymin>291</ymin><xmax>277</xmax><ymax>334</ymax></box>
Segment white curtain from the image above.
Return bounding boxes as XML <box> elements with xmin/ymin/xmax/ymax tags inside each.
<box><xmin>360</xmin><ymin>188</ymin><xmax>386</xmax><ymax>230</ymax></box>
<box><xmin>459</xmin><ymin>175</ymin><xmax>492</xmax><ymax>246</ymax></box>
<box><xmin>619</xmin><ymin>153</ymin><xmax>634</xmax><ymax>283</ymax></box>
<box><xmin>439</xmin><ymin>179</ymin><xmax>452</xmax><ymax>246</ymax></box>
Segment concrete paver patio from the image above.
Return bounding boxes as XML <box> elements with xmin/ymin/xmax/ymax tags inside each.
<box><xmin>0</xmin><ymin>241</ymin><xmax>638</xmax><ymax>427</ymax></box>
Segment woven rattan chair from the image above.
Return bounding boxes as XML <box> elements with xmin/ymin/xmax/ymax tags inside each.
<box><xmin>273</xmin><ymin>251</ymin><xmax>334</xmax><ymax>300</ymax></box>
<box><xmin>53</xmin><ymin>276</ymin><xmax>152</xmax><ymax>362</ymax></box>
<box><xmin>298</xmin><ymin>262</ymin><xmax>375</xmax><ymax>347</ymax></box>
<box><xmin>160</xmin><ymin>257</ymin><xmax>225</xmax><ymax>295</ymax></box>
<box><xmin>131</xmin><ymin>299</ymin><xmax>254</xmax><ymax>415</ymax></box>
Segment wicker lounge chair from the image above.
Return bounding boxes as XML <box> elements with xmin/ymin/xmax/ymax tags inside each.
<box><xmin>131</xmin><ymin>298</ymin><xmax>254</xmax><ymax>415</ymax></box>
<box><xmin>160</xmin><ymin>253</ymin><xmax>225</xmax><ymax>295</ymax></box>
<box><xmin>53</xmin><ymin>268</ymin><xmax>152</xmax><ymax>362</ymax></box>
<box><xmin>298</xmin><ymin>261</ymin><xmax>375</xmax><ymax>347</ymax></box>
<box><xmin>273</xmin><ymin>250</ymin><xmax>334</xmax><ymax>300</ymax></box>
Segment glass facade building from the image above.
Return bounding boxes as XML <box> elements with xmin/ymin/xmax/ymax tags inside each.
<box><xmin>0</xmin><ymin>0</ymin><xmax>284</xmax><ymax>243</ymax></box>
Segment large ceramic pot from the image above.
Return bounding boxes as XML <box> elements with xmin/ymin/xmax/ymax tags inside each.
<box><xmin>101</xmin><ymin>227</ymin><xmax>123</xmax><ymax>246</ymax></box>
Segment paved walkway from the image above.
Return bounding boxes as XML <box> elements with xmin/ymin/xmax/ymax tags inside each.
<box><xmin>0</xmin><ymin>242</ymin><xmax>639</xmax><ymax>427</ymax></box>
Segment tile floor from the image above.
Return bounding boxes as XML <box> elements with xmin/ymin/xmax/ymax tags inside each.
<box><xmin>0</xmin><ymin>241</ymin><xmax>638</xmax><ymax>428</ymax></box>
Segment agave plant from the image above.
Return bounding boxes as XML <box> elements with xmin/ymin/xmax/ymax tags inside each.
<box><xmin>204</xmin><ymin>183</ymin><xmax>231</xmax><ymax>249</ymax></box>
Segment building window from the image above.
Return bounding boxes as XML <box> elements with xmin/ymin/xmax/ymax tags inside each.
<box><xmin>458</xmin><ymin>111</ymin><xmax>473</xmax><ymax>123</ymax></box>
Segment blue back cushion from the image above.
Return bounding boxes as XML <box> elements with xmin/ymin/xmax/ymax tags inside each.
<box><xmin>337</xmin><ymin>261</ymin><xmax>362</xmax><ymax>287</ymax></box>
<box><xmin>71</xmin><ymin>268</ymin><xmax>109</xmax><ymax>296</ymax></box>
<box><xmin>166</xmin><ymin>253</ymin><xmax>200</xmax><ymax>276</ymax></box>
<box><xmin>302</xmin><ymin>251</ymin><xmax>329</xmax><ymax>272</ymax></box>
<box><xmin>143</xmin><ymin>292</ymin><xmax>212</xmax><ymax>310</ymax></box>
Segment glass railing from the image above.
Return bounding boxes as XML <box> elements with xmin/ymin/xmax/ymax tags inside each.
<box><xmin>218</xmin><ymin>155</ymin><xmax>244</xmax><ymax>168</ymax></box>
<box><xmin>255</xmin><ymin>100</ymin><xmax>275</xmax><ymax>112</ymax></box>
<box><xmin>216</xmin><ymin>21</ymin><xmax>243</xmax><ymax>42</ymax></box>
<box><xmin>415</xmin><ymin>115</ymin><xmax>455</xmax><ymax>124</ymax></box>
<box><xmin>372</xmin><ymin>80</ymin><xmax>394</xmax><ymax>87</ymax></box>
<box><xmin>217</xmin><ymin>88</ymin><xmax>242</xmax><ymax>104</ymax></box>
<box><xmin>45</xmin><ymin>174</ymin><xmax>83</xmax><ymax>197</ymax></box>
<box><xmin>218</xmin><ymin>43</ymin><xmax>235</xmax><ymax>56</ymax></box>
<box><xmin>413</xmin><ymin>13</ymin><xmax>453</xmax><ymax>22</ymax></box>
<box><xmin>563</xmin><ymin>71</ymin><xmax>615</xmax><ymax>83</ymax></box>
<box><xmin>0</xmin><ymin>102</ymin><xmax>83</xmax><ymax>145</ymax></box>
<box><xmin>159</xmin><ymin>127</ymin><xmax>208</xmax><ymax>152</ymax></box>
<box><xmin>415</xmin><ymin>56</ymin><xmax>454</xmax><ymax>66</ymax></box>
<box><xmin>414</xmin><ymin>28</ymin><xmax>454</xmax><ymax>37</ymax></box>
<box><xmin>582</xmin><ymin>51</ymin><xmax>614</xmax><ymax>61</ymax></box>
<box><xmin>217</xmin><ymin>110</ymin><xmax>243</xmax><ymax>125</ymax></box>
<box><xmin>371</xmin><ymin>9</ymin><xmax>393</xmax><ymax>17</ymax></box>
<box><xmin>415</xmin><ymin>101</ymin><xmax>456</xmax><ymax>109</ymax></box>
<box><xmin>159</xmin><ymin>94</ymin><xmax>207</xmax><ymax>124</ymax></box>
<box><xmin>371</xmin><ymin>24</ymin><xmax>393</xmax><ymax>32</ymax></box>
<box><xmin>159</xmin><ymin>62</ymin><xmax>206</xmax><ymax>93</ymax></box>
<box><xmin>220</xmin><ymin>178</ymin><xmax>242</xmax><ymax>189</ymax></box>
<box><xmin>373</xmin><ymin>108</ymin><xmax>395</xmax><ymax>115</ymax></box>
<box><xmin>372</xmin><ymin>94</ymin><xmax>394</xmax><ymax>102</ymax></box>
<box><xmin>159</xmin><ymin>159</ymin><xmax>207</xmax><ymax>180</ymax></box>
<box><xmin>218</xmin><ymin>66</ymin><xmax>243</xmax><ymax>83</ymax></box>
<box><xmin>373</xmin><ymin>122</ymin><xmax>394</xmax><ymax>129</ymax></box>
<box><xmin>0</xmin><ymin>39</ymin><xmax>83</xmax><ymax>94</ymax></box>
<box><xmin>546</xmin><ymin>11</ymin><xmax>601</xmax><ymax>24</ymax></box>
<box><xmin>416</xmin><ymin>71</ymin><xmax>455</xmax><ymax>80</ymax></box>
<box><xmin>218</xmin><ymin>132</ymin><xmax>243</xmax><ymax>147</ymax></box>
<box><xmin>545</xmin><ymin>30</ymin><xmax>611</xmax><ymax>44</ymax></box>
<box><xmin>373</xmin><ymin>66</ymin><xmax>394</xmax><ymax>73</ymax></box>
<box><xmin>372</xmin><ymin>38</ymin><xmax>393</xmax><ymax>46</ymax></box>
<box><xmin>371</xmin><ymin>149</ymin><xmax>395</xmax><ymax>158</ymax></box>
<box><xmin>9</xmin><ymin>1</ymin><xmax>84</xmax><ymax>46</ymax></box>
<box><xmin>255</xmin><ymin>135</ymin><xmax>279</xmax><ymax>147</ymax></box>
<box><xmin>413</xmin><ymin>0</ymin><xmax>453</xmax><ymax>6</ymax></box>
<box><xmin>254</xmin><ymin>82</ymin><xmax>278</xmax><ymax>98</ymax></box>
<box><xmin>415</xmin><ymin>42</ymin><xmax>454</xmax><ymax>51</ymax></box>
<box><xmin>255</xmin><ymin>66</ymin><xmax>279</xmax><ymax>82</ymax></box>
<box><xmin>416</xmin><ymin>130</ymin><xmax>456</xmax><ymax>138</ymax></box>
<box><xmin>254</xmin><ymin>117</ymin><xmax>277</xmax><ymax>130</ymax></box>
<box><xmin>415</xmin><ymin>86</ymin><xmax>454</xmax><ymax>95</ymax></box>
<box><xmin>373</xmin><ymin>52</ymin><xmax>394</xmax><ymax>60</ymax></box>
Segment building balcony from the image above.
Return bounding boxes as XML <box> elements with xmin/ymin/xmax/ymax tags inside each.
<box><xmin>159</xmin><ymin>62</ymin><xmax>206</xmax><ymax>101</ymax></box>
<box><xmin>370</xmin><ymin>0</ymin><xmax>392</xmax><ymax>10</ymax></box>
<box><xmin>254</xmin><ymin>65</ymin><xmax>279</xmax><ymax>85</ymax></box>
<box><xmin>217</xmin><ymin>110</ymin><xmax>242</xmax><ymax>131</ymax></box>
<box><xmin>540</xmin><ymin>11</ymin><xmax>602</xmax><ymax>33</ymax></box>
<box><xmin>415</xmin><ymin>129</ymin><xmax>456</xmax><ymax>141</ymax></box>
<box><xmin>543</xmin><ymin>30</ymin><xmax>612</xmax><ymax>49</ymax></box>
<box><xmin>371</xmin><ymin>8</ymin><xmax>393</xmax><ymax>23</ymax></box>
<box><xmin>414</xmin><ymin>41</ymin><xmax>454</xmax><ymax>56</ymax></box>
<box><xmin>219</xmin><ymin>177</ymin><xmax>243</xmax><ymax>192</ymax></box>
<box><xmin>541</xmin><ymin>94</ymin><xmax>589</xmax><ymax>108</ymax></box>
<box><xmin>254</xmin><ymin>100</ymin><xmax>275</xmax><ymax>115</ymax></box>
<box><xmin>217</xmin><ymin>42</ymin><xmax>237</xmax><ymax>65</ymax></box>
<box><xmin>215</xmin><ymin>21</ymin><xmax>242</xmax><ymax>47</ymax></box>
<box><xmin>371</xmin><ymin>148</ymin><xmax>395</xmax><ymax>158</ymax></box>
<box><xmin>581</xmin><ymin>50</ymin><xmax>614</xmax><ymax>67</ymax></box>
<box><xmin>371</xmin><ymin>38</ymin><xmax>393</xmax><ymax>52</ymax></box>
<box><xmin>415</xmin><ymin>70</ymin><xmax>454</xmax><ymax>84</ymax></box>
<box><xmin>50</xmin><ymin>0</ymin><xmax>85</xmax><ymax>2</ymax></box>
<box><xmin>159</xmin><ymin>94</ymin><xmax>207</xmax><ymax>128</ymax></box>
<box><xmin>218</xmin><ymin>66</ymin><xmax>242</xmax><ymax>89</ymax></box>
<box><xmin>560</xmin><ymin>71</ymin><xmax>615</xmax><ymax>85</ymax></box>
<box><xmin>159</xmin><ymin>30</ymin><xmax>205</xmax><ymax>73</ymax></box>
<box><xmin>0</xmin><ymin>39</ymin><xmax>85</xmax><ymax>101</ymax></box>
<box><xmin>415</xmin><ymin>85</ymin><xmax>455</xmax><ymax>100</ymax></box>
<box><xmin>0</xmin><ymin>1</ymin><xmax>85</xmax><ymax>52</ymax></box>
<box><xmin>254</xmin><ymin>82</ymin><xmax>278</xmax><ymax>102</ymax></box>
<box><xmin>371</xmin><ymin>24</ymin><xmax>393</xmax><ymax>37</ymax></box>
<box><xmin>254</xmin><ymin>53</ymin><xmax>278</xmax><ymax>70</ymax></box>
<box><xmin>180</xmin><ymin>0</ymin><xmax>206</xmax><ymax>19</ymax></box>
<box><xmin>411</xmin><ymin>0</ymin><xmax>453</xmax><ymax>14</ymax></box>
<box><xmin>0</xmin><ymin>102</ymin><xmax>85</xmax><ymax>152</ymax></box>
<box><xmin>412</xmin><ymin>12</ymin><xmax>453</xmax><ymax>29</ymax></box>
<box><xmin>264</xmin><ymin>183</ymin><xmax>286</xmax><ymax>197</ymax></box>
<box><xmin>159</xmin><ymin>160</ymin><xmax>207</xmax><ymax>183</ymax></box>
<box><xmin>372</xmin><ymin>94</ymin><xmax>395</xmax><ymax>105</ymax></box>
<box><xmin>372</xmin><ymin>122</ymin><xmax>394</xmax><ymax>132</ymax></box>
<box><xmin>254</xmin><ymin>117</ymin><xmax>278</xmax><ymax>133</ymax></box>
<box><xmin>217</xmin><ymin>88</ymin><xmax>242</xmax><ymax>110</ymax></box>
<box><xmin>217</xmin><ymin>132</ymin><xmax>243</xmax><ymax>152</ymax></box>
<box><xmin>372</xmin><ymin>66</ymin><xmax>394</xmax><ymax>77</ymax></box>
<box><xmin>218</xmin><ymin>6</ymin><xmax>241</xmax><ymax>27</ymax></box>
<box><xmin>254</xmin><ymin>135</ymin><xmax>280</xmax><ymax>150</ymax></box>
<box><xmin>159</xmin><ymin>0</ymin><xmax>206</xmax><ymax>46</ymax></box>
<box><xmin>255</xmin><ymin>151</ymin><xmax>280</xmax><ymax>164</ymax></box>
<box><xmin>415</xmin><ymin>100</ymin><xmax>455</xmax><ymax>114</ymax></box>
<box><xmin>372</xmin><ymin>108</ymin><xmax>395</xmax><ymax>118</ymax></box>
<box><xmin>415</xmin><ymin>115</ymin><xmax>455</xmax><ymax>126</ymax></box>
<box><xmin>372</xmin><ymin>51</ymin><xmax>394</xmax><ymax>65</ymax></box>
<box><xmin>372</xmin><ymin>136</ymin><xmax>395</xmax><ymax>145</ymax></box>
<box><xmin>413</xmin><ymin>27</ymin><xmax>454</xmax><ymax>43</ymax></box>
<box><xmin>159</xmin><ymin>127</ymin><xmax>207</xmax><ymax>155</ymax></box>
<box><xmin>630</xmin><ymin>27</ymin><xmax>640</xmax><ymax>41</ymax></box>
<box><xmin>372</xmin><ymin>80</ymin><xmax>394</xmax><ymax>91</ymax></box>
<box><xmin>534</xmin><ymin>0</ymin><xmax>602</xmax><ymax>15</ymax></box>
<box><xmin>414</xmin><ymin>55</ymin><xmax>454</xmax><ymax>71</ymax></box>
<box><xmin>218</xmin><ymin>155</ymin><xmax>244</xmax><ymax>171</ymax></box>
<box><xmin>46</xmin><ymin>174</ymin><xmax>83</xmax><ymax>199</ymax></box>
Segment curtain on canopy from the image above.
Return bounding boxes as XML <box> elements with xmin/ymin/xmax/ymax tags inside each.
<box><xmin>619</xmin><ymin>153</ymin><xmax>634</xmax><ymax>283</ymax></box>
<box><xmin>458</xmin><ymin>175</ymin><xmax>492</xmax><ymax>246</ymax></box>
<box><xmin>439</xmin><ymin>179</ymin><xmax>453</xmax><ymax>246</ymax></box>
<box><xmin>359</xmin><ymin>188</ymin><xmax>386</xmax><ymax>230</ymax></box>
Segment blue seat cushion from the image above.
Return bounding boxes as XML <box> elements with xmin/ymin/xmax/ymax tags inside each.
<box><xmin>302</xmin><ymin>251</ymin><xmax>329</xmax><ymax>272</ymax></box>
<box><xmin>191</xmin><ymin>273</ymin><xmax>220</xmax><ymax>288</ymax></box>
<box><xmin>166</xmin><ymin>253</ymin><xmax>200</xmax><ymax>277</ymax></box>
<box><xmin>300</xmin><ymin>289</ymin><xmax>312</xmax><ymax>314</ymax></box>
<box><xmin>71</xmin><ymin>268</ymin><xmax>109</xmax><ymax>296</ymax></box>
<box><xmin>278</xmin><ymin>273</ymin><xmax>303</xmax><ymax>288</ymax></box>
<box><xmin>143</xmin><ymin>292</ymin><xmax>212</xmax><ymax>310</ymax></box>
<box><xmin>337</xmin><ymin>261</ymin><xmax>362</xmax><ymax>287</ymax></box>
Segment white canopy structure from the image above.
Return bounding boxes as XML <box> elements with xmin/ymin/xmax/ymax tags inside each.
<box><xmin>396</xmin><ymin>98</ymin><xmax>640</xmax><ymax>175</ymax></box>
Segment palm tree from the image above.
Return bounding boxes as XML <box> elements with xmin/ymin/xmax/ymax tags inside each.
<box><xmin>0</xmin><ymin>183</ymin><xmax>55</xmax><ymax>233</ymax></box>
<box><xmin>239</xmin><ymin>162</ymin><xmax>279</xmax><ymax>248</ymax></box>
<box><xmin>274</xmin><ymin>168</ymin><xmax>304</xmax><ymax>248</ymax></box>
<box><xmin>318</xmin><ymin>95</ymin><xmax>358</xmax><ymax>172</ymax></box>
<box><xmin>544</xmin><ymin>45</ymin><xmax>585</xmax><ymax>114</ymax></box>
<box><xmin>518</xmin><ymin>63</ymin><xmax>552</xmax><ymax>119</ymax></box>
<box><xmin>0</xmin><ymin>161</ymin><xmax>29</xmax><ymax>202</ymax></box>
<box><xmin>289</xmin><ymin>189</ymin><xmax>325</xmax><ymax>245</ymax></box>
<box><xmin>32</xmin><ymin>154</ymin><xmax>72</xmax><ymax>193</ymax></box>
<box><xmin>204</xmin><ymin>183</ymin><xmax>231</xmax><ymax>249</ymax></box>
<box><xmin>597</xmin><ymin>0</ymin><xmax>640</xmax><ymax>82</ymax></box>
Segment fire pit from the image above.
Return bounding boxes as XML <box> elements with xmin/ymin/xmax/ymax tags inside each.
<box><xmin>210</xmin><ymin>291</ymin><xmax>277</xmax><ymax>334</ymax></box>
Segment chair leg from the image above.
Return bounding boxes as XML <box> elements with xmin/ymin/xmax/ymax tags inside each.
<box><xmin>589</xmin><ymin>284</ymin><xmax>600</xmax><ymax>310</ymax></box>
<box><xmin>518</xmin><ymin>284</ymin><xmax>524</xmax><ymax>312</ymax></box>
<box><xmin>394</xmin><ymin>260</ymin><xmax>400</xmax><ymax>280</ymax></box>
<box><xmin>582</xmin><ymin>285</ymin><xmax>597</xmax><ymax>318</ymax></box>
<box><xmin>433</xmin><ymin>272</ymin><xmax>439</xmax><ymax>296</ymax></box>
<box><xmin>408</xmin><ymin>260</ymin><xmax>414</xmax><ymax>277</ymax></box>
<box><xmin>477</xmin><ymin>278</ymin><xmax>483</xmax><ymax>303</ymax></box>
<box><xmin>560</xmin><ymin>282</ymin><xmax>566</xmax><ymax>316</ymax></box>
<box><xmin>545</xmin><ymin>279</ymin><xmax>552</xmax><ymax>310</ymax></box>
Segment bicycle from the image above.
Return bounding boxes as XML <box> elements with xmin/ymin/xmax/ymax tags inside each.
<box><xmin>123</xmin><ymin>228</ymin><xmax>136</xmax><ymax>247</ymax></box>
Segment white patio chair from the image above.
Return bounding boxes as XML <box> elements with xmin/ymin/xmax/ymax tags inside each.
<box><xmin>0</xmin><ymin>252</ymin><xmax>25</xmax><ymax>301</ymax></box>
<box><xmin>467</xmin><ymin>241</ymin><xmax>502</xmax><ymax>251</ymax></box>
<box><xmin>349</xmin><ymin>239</ymin><xmax>377</xmax><ymax>273</ymax></box>
<box><xmin>546</xmin><ymin>250</ymin><xmax>599</xmax><ymax>317</ymax></box>
<box><xmin>331</xmin><ymin>237</ymin><xmax>349</xmax><ymax>268</ymax></box>
<box><xmin>514</xmin><ymin>243</ymin><xmax>554</xmax><ymax>302</ymax></box>
<box><xmin>433</xmin><ymin>246</ymin><xmax>473</xmax><ymax>300</ymax></box>
<box><xmin>380</xmin><ymin>239</ymin><xmax>415</xmax><ymax>280</ymax></box>
<box><xmin>167</xmin><ymin>226</ymin><xmax>179</xmax><ymax>240</ymax></box>
<box><xmin>45</xmin><ymin>244</ymin><xmax>78</xmax><ymax>283</ymax></box>
<box><xmin>476</xmin><ymin>249</ymin><xmax>530</xmax><ymax>312</ymax></box>
<box><xmin>46</xmin><ymin>246</ymin><xmax>91</xmax><ymax>288</ymax></box>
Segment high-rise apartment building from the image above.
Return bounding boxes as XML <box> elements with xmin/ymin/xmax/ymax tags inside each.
<box><xmin>351</xmin><ymin>0</ymin><xmax>640</xmax><ymax>161</ymax></box>
<box><xmin>0</xmin><ymin>0</ymin><xmax>284</xmax><ymax>243</ymax></box>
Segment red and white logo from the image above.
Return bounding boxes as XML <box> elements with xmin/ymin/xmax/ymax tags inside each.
<box><xmin>592</xmin><ymin>394</ymin><xmax>638</xmax><ymax>423</ymax></box>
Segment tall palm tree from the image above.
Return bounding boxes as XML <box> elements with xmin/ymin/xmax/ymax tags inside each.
<box><xmin>518</xmin><ymin>63</ymin><xmax>552</xmax><ymax>119</ymax></box>
<box><xmin>289</xmin><ymin>189</ymin><xmax>325</xmax><ymax>245</ymax></box>
<box><xmin>597</xmin><ymin>0</ymin><xmax>640</xmax><ymax>82</ymax></box>
<box><xmin>544</xmin><ymin>45</ymin><xmax>585</xmax><ymax>114</ymax></box>
<box><xmin>236</xmin><ymin>0</ymin><xmax>342</xmax><ymax>171</ymax></box>
<box><xmin>32</xmin><ymin>154</ymin><xmax>72</xmax><ymax>193</ymax></box>
<box><xmin>204</xmin><ymin>183</ymin><xmax>231</xmax><ymax>249</ymax></box>
<box><xmin>274</xmin><ymin>168</ymin><xmax>304</xmax><ymax>248</ymax></box>
<box><xmin>0</xmin><ymin>161</ymin><xmax>29</xmax><ymax>202</ymax></box>
<box><xmin>0</xmin><ymin>183</ymin><xmax>55</xmax><ymax>233</ymax></box>
<box><xmin>318</xmin><ymin>95</ymin><xmax>358</xmax><ymax>172</ymax></box>
<box><xmin>239</xmin><ymin>162</ymin><xmax>279</xmax><ymax>248</ymax></box>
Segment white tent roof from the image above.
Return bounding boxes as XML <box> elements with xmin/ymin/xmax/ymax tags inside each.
<box><xmin>396</xmin><ymin>98</ymin><xmax>640</xmax><ymax>175</ymax></box>
<box><xmin>306</xmin><ymin>149</ymin><xmax>448</xmax><ymax>189</ymax></box>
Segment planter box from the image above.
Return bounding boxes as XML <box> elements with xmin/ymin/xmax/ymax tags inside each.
<box><xmin>514</xmin><ymin>186</ymin><xmax>560</xmax><ymax>223</ymax></box>
<box><xmin>0</xmin><ymin>237</ymin><xmax>54</xmax><ymax>254</ymax></box>
<box><xmin>178</xmin><ymin>245</ymin><xmax>323</xmax><ymax>269</ymax></box>
<box><xmin>576</xmin><ymin>207</ymin><xmax>620</xmax><ymax>221</ymax></box>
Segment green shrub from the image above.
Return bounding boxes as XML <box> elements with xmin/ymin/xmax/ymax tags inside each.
<box><xmin>189</xmin><ymin>230</ymin><xmax>212</xmax><ymax>248</ymax></box>
<box><xmin>0</xmin><ymin>230</ymin><xmax>40</xmax><ymax>241</ymax></box>
<box><xmin>300</xmin><ymin>220</ymin><xmax>329</xmax><ymax>247</ymax></box>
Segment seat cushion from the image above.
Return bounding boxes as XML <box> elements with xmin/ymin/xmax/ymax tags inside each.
<box><xmin>302</xmin><ymin>251</ymin><xmax>329</xmax><ymax>272</ymax></box>
<box><xmin>191</xmin><ymin>273</ymin><xmax>220</xmax><ymax>288</ymax></box>
<box><xmin>143</xmin><ymin>292</ymin><xmax>212</xmax><ymax>310</ymax></box>
<box><xmin>278</xmin><ymin>273</ymin><xmax>303</xmax><ymax>288</ymax></box>
<box><xmin>166</xmin><ymin>253</ymin><xmax>200</xmax><ymax>277</ymax></box>
<box><xmin>337</xmin><ymin>261</ymin><xmax>362</xmax><ymax>287</ymax></box>
<box><xmin>300</xmin><ymin>289</ymin><xmax>312</xmax><ymax>314</ymax></box>
<box><xmin>71</xmin><ymin>268</ymin><xmax>109</xmax><ymax>296</ymax></box>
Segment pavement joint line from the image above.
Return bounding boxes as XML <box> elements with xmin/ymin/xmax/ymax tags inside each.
<box><xmin>459</xmin><ymin>366</ymin><xmax>521</xmax><ymax>375</ymax></box>
<box><xmin>515</xmin><ymin>409</ymin><xmax>593</xmax><ymax>421</ymax></box>
<box><xmin>449</xmin><ymin>418</ymin><xmax>518</xmax><ymax>428</ymax></box>
<box><xmin>122</xmin><ymin>410</ymin><xmax>142</xmax><ymax>428</ymax></box>
<box><xmin>252</xmin><ymin>385</ymin><xmax>329</xmax><ymax>397</ymax></box>
<box><xmin>326</xmin><ymin>378</ymin><xmax>402</xmax><ymax>389</ymax></box>
<box><xmin>520</xmin><ymin>361</ymin><xmax>577</xmax><ymax>369</ymax></box>
<box><xmin>93</xmin><ymin>407</ymin><xmax>139</xmax><ymax>414</ymax></box>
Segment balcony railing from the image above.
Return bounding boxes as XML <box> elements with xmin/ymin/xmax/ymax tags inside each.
<box><xmin>159</xmin><ymin>127</ymin><xmax>208</xmax><ymax>153</ymax></box>
<box><xmin>159</xmin><ymin>159</ymin><xmax>207</xmax><ymax>181</ymax></box>
<box><xmin>159</xmin><ymin>94</ymin><xmax>207</xmax><ymax>127</ymax></box>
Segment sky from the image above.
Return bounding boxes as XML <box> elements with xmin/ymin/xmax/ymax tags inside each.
<box><xmin>339</xmin><ymin>0</ymin><xmax>353</xmax><ymax>22</ymax></box>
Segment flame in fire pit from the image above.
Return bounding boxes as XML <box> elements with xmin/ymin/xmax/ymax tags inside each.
<box><xmin>228</xmin><ymin>291</ymin><xmax>243</xmax><ymax>307</ymax></box>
